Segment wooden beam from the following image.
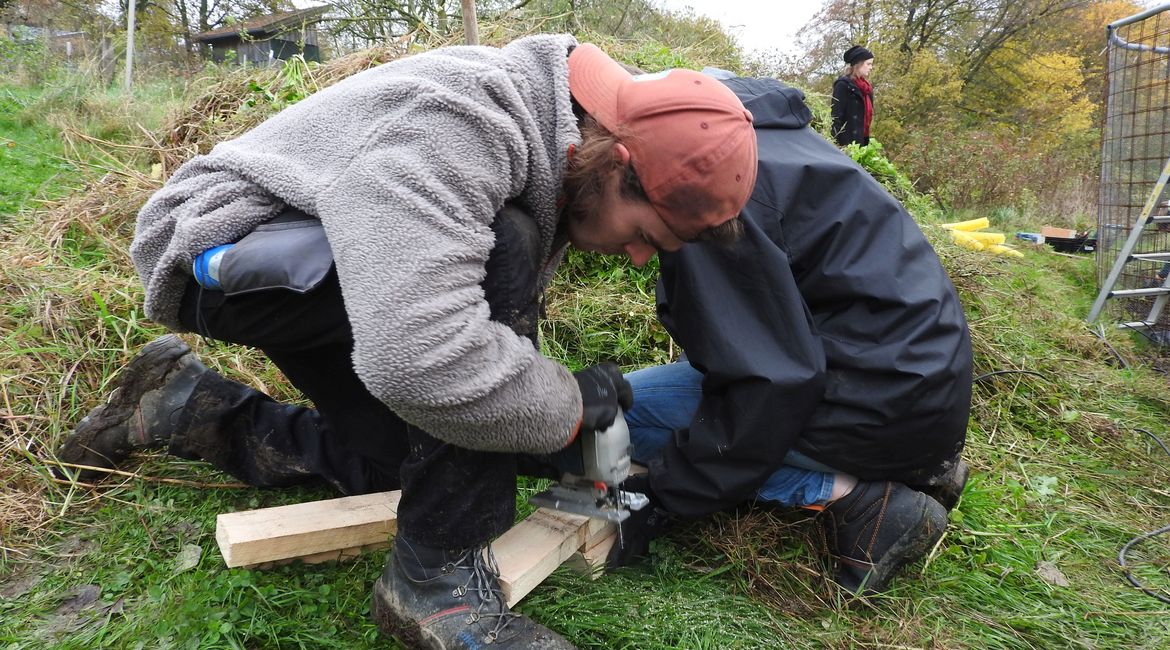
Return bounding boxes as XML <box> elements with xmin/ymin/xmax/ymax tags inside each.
<box><xmin>565</xmin><ymin>531</ymin><xmax>616</xmax><ymax>579</ymax></box>
<box><xmin>215</xmin><ymin>491</ymin><xmax>401</xmax><ymax>568</ymax></box>
<box><xmin>252</xmin><ymin>541</ymin><xmax>392</xmax><ymax>570</ymax></box>
<box><xmin>216</xmin><ymin>492</ymin><xmax>617</xmax><ymax>606</ymax></box>
<box><xmin>494</xmin><ymin>509</ymin><xmax>612</xmax><ymax>606</ymax></box>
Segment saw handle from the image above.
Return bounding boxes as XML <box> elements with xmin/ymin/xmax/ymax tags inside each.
<box><xmin>579</xmin><ymin>410</ymin><xmax>633</xmax><ymax>488</ymax></box>
<box><xmin>534</xmin><ymin>408</ymin><xmax>633</xmax><ymax>486</ymax></box>
<box><xmin>573</xmin><ymin>363</ymin><xmax>634</xmax><ymax>436</ymax></box>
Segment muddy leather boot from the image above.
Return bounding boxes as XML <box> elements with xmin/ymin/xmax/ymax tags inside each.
<box><xmin>58</xmin><ymin>335</ymin><xmax>207</xmax><ymax>481</ymax></box>
<box><xmin>909</xmin><ymin>459</ymin><xmax>970</xmax><ymax>512</ymax></box>
<box><xmin>372</xmin><ymin>536</ymin><xmax>575</xmax><ymax>649</ymax></box>
<box><xmin>819</xmin><ymin>480</ymin><xmax>948</xmax><ymax>595</ymax></box>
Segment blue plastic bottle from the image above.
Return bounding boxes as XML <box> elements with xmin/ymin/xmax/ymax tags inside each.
<box><xmin>192</xmin><ymin>244</ymin><xmax>235</xmax><ymax>290</ymax></box>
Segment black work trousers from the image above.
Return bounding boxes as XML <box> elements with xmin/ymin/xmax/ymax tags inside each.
<box><xmin>172</xmin><ymin>209</ymin><xmax>548</xmax><ymax>550</ymax></box>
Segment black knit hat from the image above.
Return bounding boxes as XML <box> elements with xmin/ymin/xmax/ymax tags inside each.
<box><xmin>843</xmin><ymin>45</ymin><xmax>874</xmax><ymax>65</ymax></box>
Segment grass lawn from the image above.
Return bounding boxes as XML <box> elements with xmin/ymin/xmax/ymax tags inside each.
<box><xmin>0</xmin><ymin>86</ymin><xmax>81</xmax><ymax>218</ymax></box>
<box><xmin>5</xmin><ymin>212</ymin><xmax>1170</xmax><ymax>649</ymax></box>
<box><xmin>3</xmin><ymin>54</ymin><xmax>1170</xmax><ymax>649</ymax></box>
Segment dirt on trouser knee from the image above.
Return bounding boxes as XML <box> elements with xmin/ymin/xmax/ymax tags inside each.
<box><xmin>167</xmin><ymin>374</ymin><xmax>317</xmax><ymax>488</ymax></box>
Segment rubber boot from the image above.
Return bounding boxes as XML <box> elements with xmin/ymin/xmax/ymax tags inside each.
<box><xmin>372</xmin><ymin>536</ymin><xmax>576</xmax><ymax>649</ymax></box>
<box><xmin>819</xmin><ymin>480</ymin><xmax>948</xmax><ymax>595</ymax></box>
<box><xmin>58</xmin><ymin>335</ymin><xmax>207</xmax><ymax>481</ymax></box>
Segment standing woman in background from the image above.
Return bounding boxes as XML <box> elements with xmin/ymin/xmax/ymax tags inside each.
<box><xmin>831</xmin><ymin>45</ymin><xmax>875</xmax><ymax>147</ymax></box>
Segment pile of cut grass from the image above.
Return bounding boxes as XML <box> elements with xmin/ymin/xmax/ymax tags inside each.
<box><xmin>4</xmin><ymin>29</ymin><xmax>1170</xmax><ymax>650</ymax></box>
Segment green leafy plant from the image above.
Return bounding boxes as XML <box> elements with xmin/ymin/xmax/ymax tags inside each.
<box><xmin>842</xmin><ymin>138</ymin><xmax>944</xmax><ymax>223</ymax></box>
<box><xmin>243</xmin><ymin>55</ymin><xmax>318</xmax><ymax>110</ymax></box>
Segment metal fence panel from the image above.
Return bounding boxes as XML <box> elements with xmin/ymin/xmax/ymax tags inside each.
<box><xmin>1098</xmin><ymin>4</ymin><xmax>1170</xmax><ymax>331</ymax></box>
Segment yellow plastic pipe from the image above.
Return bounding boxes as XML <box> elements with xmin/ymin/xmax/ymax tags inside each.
<box><xmin>963</xmin><ymin>231</ymin><xmax>1006</xmax><ymax>245</ymax></box>
<box><xmin>988</xmin><ymin>244</ymin><xmax>1024</xmax><ymax>258</ymax></box>
<box><xmin>941</xmin><ymin>217</ymin><xmax>990</xmax><ymax>232</ymax></box>
<box><xmin>951</xmin><ymin>231</ymin><xmax>986</xmax><ymax>250</ymax></box>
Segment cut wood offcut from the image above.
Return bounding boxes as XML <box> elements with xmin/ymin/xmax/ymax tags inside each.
<box><xmin>215</xmin><ymin>491</ymin><xmax>401</xmax><ymax>569</ymax></box>
<box><xmin>215</xmin><ymin>490</ymin><xmax>615</xmax><ymax>606</ymax></box>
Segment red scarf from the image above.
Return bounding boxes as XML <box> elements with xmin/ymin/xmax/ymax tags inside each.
<box><xmin>854</xmin><ymin>76</ymin><xmax>874</xmax><ymax>137</ymax></box>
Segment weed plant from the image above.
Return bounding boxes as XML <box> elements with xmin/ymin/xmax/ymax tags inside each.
<box><xmin>3</xmin><ymin>27</ymin><xmax>1170</xmax><ymax>650</ymax></box>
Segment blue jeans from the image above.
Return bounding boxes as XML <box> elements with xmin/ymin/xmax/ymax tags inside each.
<box><xmin>625</xmin><ymin>361</ymin><xmax>837</xmax><ymax>507</ymax></box>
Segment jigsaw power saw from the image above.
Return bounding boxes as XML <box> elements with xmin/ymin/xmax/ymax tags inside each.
<box><xmin>529</xmin><ymin>410</ymin><xmax>649</xmax><ymax>522</ymax></box>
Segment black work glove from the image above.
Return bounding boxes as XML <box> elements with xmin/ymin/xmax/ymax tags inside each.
<box><xmin>606</xmin><ymin>473</ymin><xmax>674</xmax><ymax>569</ymax></box>
<box><xmin>573</xmin><ymin>362</ymin><xmax>634</xmax><ymax>434</ymax></box>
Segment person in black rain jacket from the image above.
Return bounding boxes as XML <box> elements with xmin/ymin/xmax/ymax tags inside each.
<box><xmin>614</xmin><ymin>73</ymin><xmax>973</xmax><ymax>596</ymax></box>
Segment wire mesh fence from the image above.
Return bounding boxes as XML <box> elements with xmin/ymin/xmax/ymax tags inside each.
<box><xmin>1097</xmin><ymin>3</ymin><xmax>1170</xmax><ymax>335</ymax></box>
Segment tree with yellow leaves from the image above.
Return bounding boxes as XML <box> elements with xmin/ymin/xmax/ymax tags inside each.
<box><xmin>794</xmin><ymin>0</ymin><xmax>1146</xmax><ymax>214</ymax></box>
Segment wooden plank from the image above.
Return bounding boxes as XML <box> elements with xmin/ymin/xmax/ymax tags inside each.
<box><xmin>216</xmin><ymin>492</ymin><xmax>622</xmax><ymax>605</ymax></box>
<box><xmin>565</xmin><ymin>531</ymin><xmax>616</xmax><ymax>579</ymax></box>
<box><xmin>1041</xmin><ymin>225</ymin><xmax>1077</xmax><ymax>239</ymax></box>
<box><xmin>250</xmin><ymin>541</ymin><xmax>392</xmax><ymax>570</ymax></box>
<box><xmin>494</xmin><ymin>509</ymin><xmax>612</xmax><ymax>607</ymax></box>
<box><xmin>582</xmin><ymin>519</ymin><xmax>616</xmax><ymax>548</ymax></box>
<box><xmin>216</xmin><ymin>490</ymin><xmax>400</xmax><ymax>568</ymax></box>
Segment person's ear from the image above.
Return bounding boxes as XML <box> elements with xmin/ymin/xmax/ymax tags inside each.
<box><xmin>611</xmin><ymin>143</ymin><xmax>631</xmax><ymax>167</ymax></box>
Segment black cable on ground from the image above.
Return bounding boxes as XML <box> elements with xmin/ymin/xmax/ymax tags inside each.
<box><xmin>1118</xmin><ymin>321</ymin><xmax>1158</xmax><ymax>344</ymax></box>
<box><xmin>1088</xmin><ymin>324</ymin><xmax>1131</xmax><ymax>370</ymax></box>
<box><xmin>1118</xmin><ymin>427</ymin><xmax>1170</xmax><ymax>605</ymax></box>
<box><xmin>1133</xmin><ymin>427</ymin><xmax>1170</xmax><ymax>458</ymax></box>
<box><xmin>971</xmin><ymin>362</ymin><xmax>1170</xmax><ymax>602</ymax></box>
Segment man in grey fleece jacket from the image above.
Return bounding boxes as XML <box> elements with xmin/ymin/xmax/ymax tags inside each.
<box><xmin>58</xmin><ymin>35</ymin><xmax>757</xmax><ymax>649</ymax></box>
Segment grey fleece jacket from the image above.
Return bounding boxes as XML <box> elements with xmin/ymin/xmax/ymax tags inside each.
<box><xmin>130</xmin><ymin>34</ymin><xmax>583</xmax><ymax>455</ymax></box>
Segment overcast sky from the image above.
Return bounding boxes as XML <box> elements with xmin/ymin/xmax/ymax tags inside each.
<box><xmin>289</xmin><ymin>1</ymin><xmax>823</xmax><ymax>56</ymax></box>
<box><xmin>657</xmin><ymin>0</ymin><xmax>822</xmax><ymax>56</ymax></box>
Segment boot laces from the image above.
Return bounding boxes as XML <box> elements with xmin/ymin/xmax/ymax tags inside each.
<box><xmin>466</xmin><ymin>545</ymin><xmax>520</xmax><ymax>642</ymax></box>
<box><xmin>415</xmin><ymin>544</ymin><xmax>521</xmax><ymax>643</ymax></box>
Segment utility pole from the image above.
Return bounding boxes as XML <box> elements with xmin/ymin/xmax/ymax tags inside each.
<box><xmin>124</xmin><ymin>0</ymin><xmax>137</xmax><ymax>91</ymax></box>
<box><xmin>461</xmin><ymin>0</ymin><xmax>478</xmax><ymax>46</ymax></box>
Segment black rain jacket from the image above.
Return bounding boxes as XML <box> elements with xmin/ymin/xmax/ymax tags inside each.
<box><xmin>647</xmin><ymin>77</ymin><xmax>972</xmax><ymax>518</ymax></box>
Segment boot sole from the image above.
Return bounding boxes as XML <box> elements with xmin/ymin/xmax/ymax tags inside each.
<box><xmin>847</xmin><ymin>495</ymin><xmax>948</xmax><ymax>595</ymax></box>
<box><xmin>58</xmin><ymin>335</ymin><xmax>192</xmax><ymax>479</ymax></box>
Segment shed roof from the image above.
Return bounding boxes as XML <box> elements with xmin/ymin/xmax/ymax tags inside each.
<box><xmin>193</xmin><ymin>5</ymin><xmax>331</xmax><ymax>43</ymax></box>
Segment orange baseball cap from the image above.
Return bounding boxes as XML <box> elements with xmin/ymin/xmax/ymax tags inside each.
<box><xmin>568</xmin><ymin>43</ymin><xmax>758</xmax><ymax>240</ymax></box>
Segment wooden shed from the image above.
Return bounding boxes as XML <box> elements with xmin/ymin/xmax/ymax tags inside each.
<box><xmin>193</xmin><ymin>5</ymin><xmax>331</xmax><ymax>66</ymax></box>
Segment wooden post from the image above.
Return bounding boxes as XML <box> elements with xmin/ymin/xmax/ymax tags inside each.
<box><xmin>460</xmin><ymin>0</ymin><xmax>479</xmax><ymax>46</ymax></box>
<box><xmin>124</xmin><ymin>0</ymin><xmax>137</xmax><ymax>90</ymax></box>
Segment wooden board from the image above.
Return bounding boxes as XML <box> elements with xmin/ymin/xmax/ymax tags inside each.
<box><xmin>216</xmin><ymin>492</ymin><xmax>618</xmax><ymax>605</ymax></box>
<box><xmin>565</xmin><ymin>530</ymin><xmax>617</xmax><ymax>579</ymax></box>
<box><xmin>495</xmin><ymin>509</ymin><xmax>612</xmax><ymax>606</ymax></box>
<box><xmin>249</xmin><ymin>541</ymin><xmax>392</xmax><ymax>570</ymax></box>
<box><xmin>216</xmin><ymin>490</ymin><xmax>401</xmax><ymax>568</ymax></box>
